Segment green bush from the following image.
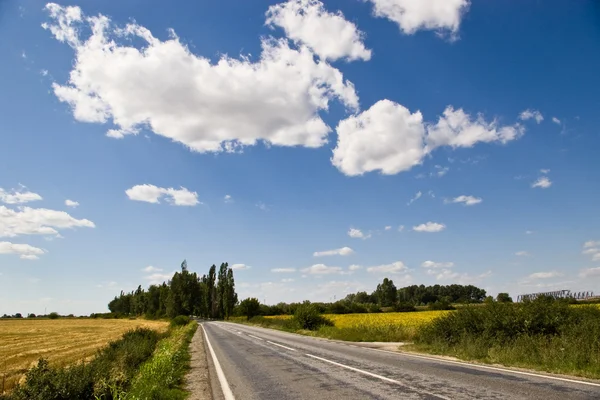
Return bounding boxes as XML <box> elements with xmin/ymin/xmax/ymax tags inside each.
<box><xmin>48</xmin><ymin>312</ymin><xmax>60</xmax><ymax>320</ymax></box>
<box><xmin>293</xmin><ymin>302</ymin><xmax>333</xmax><ymax>330</ymax></box>
<box><xmin>393</xmin><ymin>302</ymin><xmax>416</xmax><ymax>312</ymax></box>
<box><xmin>427</xmin><ymin>300</ymin><xmax>455</xmax><ymax>311</ymax></box>
<box><xmin>170</xmin><ymin>315</ymin><xmax>191</xmax><ymax>328</ymax></box>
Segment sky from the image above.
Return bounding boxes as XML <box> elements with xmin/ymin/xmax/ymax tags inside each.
<box><xmin>1</xmin><ymin>0</ymin><xmax>600</xmax><ymax>315</ymax></box>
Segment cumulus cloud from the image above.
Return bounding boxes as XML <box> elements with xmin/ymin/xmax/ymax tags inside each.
<box><xmin>301</xmin><ymin>263</ymin><xmax>343</xmax><ymax>274</ymax></box>
<box><xmin>413</xmin><ymin>222</ymin><xmax>446</xmax><ymax>232</ymax></box>
<box><xmin>145</xmin><ymin>271</ymin><xmax>176</xmax><ymax>285</ymax></box>
<box><xmin>527</xmin><ymin>271</ymin><xmax>563</xmax><ymax>279</ymax></box>
<box><xmin>231</xmin><ymin>264</ymin><xmax>252</xmax><ymax>270</ymax></box>
<box><xmin>332</xmin><ymin>100</ymin><xmax>523</xmax><ymax>176</ymax></box>
<box><xmin>432</xmin><ymin>165</ymin><xmax>449</xmax><ymax>177</ymax></box>
<box><xmin>531</xmin><ymin>176</ymin><xmax>552</xmax><ymax>189</ymax></box>
<box><xmin>552</xmin><ymin>117</ymin><xmax>561</xmax><ymax>125</ymax></box>
<box><xmin>0</xmin><ymin>242</ymin><xmax>46</xmax><ymax>260</ymax></box>
<box><xmin>0</xmin><ymin>187</ymin><xmax>43</xmax><ymax>204</ymax></box>
<box><xmin>540</xmin><ymin>169</ymin><xmax>550</xmax><ymax>174</ymax></box>
<box><xmin>366</xmin><ymin>261</ymin><xmax>408</xmax><ymax>274</ymax></box>
<box><xmin>224</xmin><ymin>195</ymin><xmax>233</xmax><ymax>203</ymax></box>
<box><xmin>447</xmin><ymin>195</ymin><xmax>482</xmax><ymax>206</ymax></box>
<box><xmin>65</xmin><ymin>199</ymin><xmax>79</xmax><ymax>207</ymax></box>
<box><xmin>347</xmin><ymin>228</ymin><xmax>370</xmax><ymax>239</ymax></box>
<box><xmin>407</xmin><ymin>191</ymin><xmax>422</xmax><ymax>206</ymax></box>
<box><xmin>519</xmin><ymin>109</ymin><xmax>544</xmax><ymax>124</ymax></box>
<box><xmin>0</xmin><ymin>205</ymin><xmax>95</xmax><ymax>238</ymax></box>
<box><xmin>142</xmin><ymin>266</ymin><xmax>163</xmax><ymax>273</ymax></box>
<box><xmin>313</xmin><ymin>247</ymin><xmax>354</xmax><ymax>257</ymax></box>
<box><xmin>515</xmin><ymin>251</ymin><xmax>530</xmax><ymax>257</ymax></box>
<box><xmin>348</xmin><ymin>264</ymin><xmax>362</xmax><ymax>271</ymax></box>
<box><xmin>384</xmin><ymin>226</ymin><xmax>392</xmax><ymax>231</ymax></box>
<box><xmin>366</xmin><ymin>0</ymin><xmax>470</xmax><ymax>38</ymax></box>
<box><xmin>43</xmin><ymin>3</ymin><xmax>358</xmax><ymax>154</ymax></box>
<box><xmin>421</xmin><ymin>260</ymin><xmax>454</xmax><ymax>268</ymax></box>
<box><xmin>266</xmin><ymin>0</ymin><xmax>371</xmax><ymax>61</ymax></box>
<box><xmin>125</xmin><ymin>184</ymin><xmax>199</xmax><ymax>206</ymax></box>
<box><xmin>271</xmin><ymin>268</ymin><xmax>297</xmax><ymax>273</ymax></box>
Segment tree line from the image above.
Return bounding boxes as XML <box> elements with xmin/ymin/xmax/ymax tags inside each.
<box><xmin>106</xmin><ymin>260</ymin><xmax>238</xmax><ymax>319</ymax></box>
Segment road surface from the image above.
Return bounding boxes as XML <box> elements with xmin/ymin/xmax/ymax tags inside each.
<box><xmin>201</xmin><ymin>321</ymin><xmax>600</xmax><ymax>400</ymax></box>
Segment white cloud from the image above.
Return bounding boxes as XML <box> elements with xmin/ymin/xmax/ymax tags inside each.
<box><xmin>366</xmin><ymin>0</ymin><xmax>470</xmax><ymax>38</ymax></box>
<box><xmin>398</xmin><ymin>225</ymin><xmax>405</xmax><ymax>232</ymax></box>
<box><xmin>515</xmin><ymin>251</ymin><xmax>530</xmax><ymax>257</ymax></box>
<box><xmin>384</xmin><ymin>226</ymin><xmax>392</xmax><ymax>231</ymax></box>
<box><xmin>281</xmin><ymin>278</ymin><xmax>295</xmax><ymax>283</ymax></box>
<box><xmin>65</xmin><ymin>199</ymin><xmax>79</xmax><ymax>207</ymax></box>
<box><xmin>428</xmin><ymin>268</ymin><xmax>491</xmax><ymax>284</ymax></box>
<box><xmin>145</xmin><ymin>271</ymin><xmax>176</xmax><ymax>285</ymax></box>
<box><xmin>525</xmin><ymin>230</ymin><xmax>534</xmax><ymax>235</ymax></box>
<box><xmin>348</xmin><ymin>264</ymin><xmax>362</xmax><ymax>271</ymax></box>
<box><xmin>265</xmin><ymin>0</ymin><xmax>371</xmax><ymax>62</ymax></box>
<box><xmin>407</xmin><ymin>191</ymin><xmax>422</xmax><ymax>206</ymax></box>
<box><xmin>301</xmin><ymin>263</ymin><xmax>343</xmax><ymax>274</ymax></box>
<box><xmin>224</xmin><ymin>194</ymin><xmax>233</xmax><ymax>203</ymax></box>
<box><xmin>582</xmin><ymin>241</ymin><xmax>600</xmax><ymax>262</ymax></box>
<box><xmin>43</xmin><ymin>4</ymin><xmax>358</xmax><ymax>154</ymax></box>
<box><xmin>540</xmin><ymin>169</ymin><xmax>550</xmax><ymax>174</ymax></box>
<box><xmin>413</xmin><ymin>222</ymin><xmax>446</xmax><ymax>233</ymax></box>
<box><xmin>366</xmin><ymin>261</ymin><xmax>408</xmax><ymax>274</ymax></box>
<box><xmin>527</xmin><ymin>271</ymin><xmax>563</xmax><ymax>279</ymax></box>
<box><xmin>519</xmin><ymin>109</ymin><xmax>544</xmax><ymax>124</ymax></box>
<box><xmin>531</xmin><ymin>176</ymin><xmax>552</xmax><ymax>189</ymax></box>
<box><xmin>347</xmin><ymin>228</ymin><xmax>370</xmax><ymax>239</ymax></box>
<box><xmin>0</xmin><ymin>242</ymin><xmax>46</xmax><ymax>260</ymax></box>
<box><xmin>552</xmin><ymin>117</ymin><xmax>561</xmax><ymax>125</ymax></box>
<box><xmin>142</xmin><ymin>266</ymin><xmax>163</xmax><ymax>273</ymax></box>
<box><xmin>432</xmin><ymin>165</ymin><xmax>449</xmax><ymax>177</ymax></box>
<box><xmin>231</xmin><ymin>264</ymin><xmax>252</xmax><ymax>270</ymax></box>
<box><xmin>41</xmin><ymin>69</ymin><xmax>49</xmax><ymax>76</ymax></box>
<box><xmin>584</xmin><ymin>241</ymin><xmax>600</xmax><ymax>248</ymax></box>
<box><xmin>580</xmin><ymin>267</ymin><xmax>600</xmax><ymax>278</ymax></box>
<box><xmin>421</xmin><ymin>260</ymin><xmax>454</xmax><ymax>269</ymax></box>
<box><xmin>332</xmin><ymin>100</ymin><xmax>523</xmax><ymax>176</ymax></box>
<box><xmin>0</xmin><ymin>205</ymin><xmax>95</xmax><ymax>238</ymax></box>
<box><xmin>313</xmin><ymin>246</ymin><xmax>354</xmax><ymax>257</ymax></box>
<box><xmin>256</xmin><ymin>202</ymin><xmax>270</xmax><ymax>211</ymax></box>
<box><xmin>0</xmin><ymin>187</ymin><xmax>43</xmax><ymax>204</ymax></box>
<box><xmin>271</xmin><ymin>268</ymin><xmax>296</xmax><ymax>273</ymax></box>
<box><xmin>447</xmin><ymin>195</ymin><xmax>482</xmax><ymax>206</ymax></box>
<box><xmin>125</xmin><ymin>184</ymin><xmax>199</xmax><ymax>206</ymax></box>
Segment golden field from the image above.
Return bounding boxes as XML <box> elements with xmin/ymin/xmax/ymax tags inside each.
<box><xmin>0</xmin><ymin>318</ymin><xmax>168</xmax><ymax>393</ymax></box>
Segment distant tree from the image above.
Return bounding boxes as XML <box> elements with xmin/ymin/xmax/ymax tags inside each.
<box><xmin>27</xmin><ymin>313</ymin><xmax>36</xmax><ymax>318</ymax></box>
<box><xmin>239</xmin><ymin>297</ymin><xmax>261</xmax><ymax>320</ymax></box>
<box><xmin>207</xmin><ymin>265</ymin><xmax>217</xmax><ymax>318</ymax></box>
<box><xmin>48</xmin><ymin>312</ymin><xmax>60</xmax><ymax>319</ymax></box>
<box><xmin>14</xmin><ymin>313</ymin><xmax>23</xmax><ymax>318</ymax></box>
<box><xmin>225</xmin><ymin>268</ymin><xmax>237</xmax><ymax>319</ymax></box>
<box><xmin>484</xmin><ymin>296</ymin><xmax>495</xmax><ymax>304</ymax></box>
<box><xmin>496</xmin><ymin>293</ymin><xmax>513</xmax><ymax>303</ymax></box>
<box><xmin>375</xmin><ymin>278</ymin><xmax>397</xmax><ymax>307</ymax></box>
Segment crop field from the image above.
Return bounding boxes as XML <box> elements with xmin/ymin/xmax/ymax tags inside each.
<box><xmin>0</xmin><ymin>318</ymin><xmax>168</xmax><ymax>393</ymax></box>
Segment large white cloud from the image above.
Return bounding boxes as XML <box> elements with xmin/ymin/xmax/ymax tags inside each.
<box><xmin>332</xmin><ymin>100</ymin><xmax>523</xmax><ymax>176</ymax></box>
<box><xmin>43</xmin><ymin>4</ymin><xmax>358</xmax><ymax>154</ymax></box>
<box><xmin>266</xmin><ymin>0</ymin><xmax>371</xmax><ymax>62</ymax></box>
<box><xmin>413</xmin><ymin>222</ymin><xmax>446</xmax><ymax>232</ymax></box>
<box><xmin>0</xmin><ymin>205</ymin><xmax>95</xmax><ymax>238</ymax></box>
<box><xmin>519</xmin><ymin>109</ymin><xmax>544</xmax><ymax>124</ymax></box>
<box><xmin>0</xmin><ymin>187</ymin><xmax>43</xmax><ymax>204</ymax></box>
<box><xmin>366</xmin><ymin>0</ymin><xmax>470</xmax><ymax>38</ymax></box>
<box><xmin>0</xmin><ymin>242</ymin><xmax>46</xmax><ymax>260</ymax></box>
<box><xmin>125</xmin><ymin>184</ymin><xmax>199</xmax><ymax>206</ymax></box>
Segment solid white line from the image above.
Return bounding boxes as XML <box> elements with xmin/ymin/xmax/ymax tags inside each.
<box><xmin>247</xmin><ymin>334</ymin><xmax>264</xmax><ymax>341</ymax></box>
<box><xmin>305</xmin><ymin>353</ymin><xmax>450</xmax><ymax>400</ymax></box>
<box><xmin>267</xmin><ymin>340</ymin><xmax>298</xmax><ymax>352</ymax></box>
<box><xmin>202</xmin><ymin>324</ymin><xmax>236</xmax><ymax>400</ymax></box>
<box><xmin>363</xmin><ymin>347</ymin><xmax>600</xmax><ymax>388</ymax></box>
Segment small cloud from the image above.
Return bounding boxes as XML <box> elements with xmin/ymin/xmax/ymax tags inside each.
<box><xmin>231</xmin><ymin>263</ymin><xmax>251</xmax><ymax>270</ymax></box>
<box><xmin>20</xmin><ymin>255</ymin><xmax>40</xmax><ymax>260</ymax></box>
<box><xmin>125</xmin><ymin>184</ymin><xmax>200</xmax><ymax>206</ymax></box>
<box><xmin>256</xmin><ymin>202</ymin><xmax>269</xmax><ymax>211</ymax></box>
<box><xmin>0</xmin><ymin>186</ymin><xmax>43</xmax><ymax>204</ymax></box>
<box><xmin>552</xmin><ymin>117</ymin><xmax>561</xmax><ymax>125</ymax></box>
<box><xmin>366</xmin><ymin>261</ymin><xmax>407</xmax><ymax>274</ymax></box>
<box><xmin>40</xmin><ymin>69</ymin><xmax>49</xmax><ymax>76</ymax></box>
<box><xmin>301</xmin><ymin>264</ymin><xmax>343</xmax><ymax>275</ymax></box>
<box><xmin>142</xmin><ymin>266</ymin><xmax>163</xmax><ymax>273</ymax></box>
<box><xmin>432</xmin><ymin>165</ymin><xmax>449</xmax><ymax>177</ymax></box>
<box><xmin>348</xmin><ymin>264</ymin><xmax>362</xmax><ymax>271</ymax></box>
<box><xmin>281</xmin><ymin>278</ymin><xmax>295</xmax><ymax>283</ymax></box>
<box><xmin>519</xmin><ymin>109</ymin><xmax>544</xmax><ymax>124</ymax></box>
<box><xmin>532</xmin><ymin>176</ymin><xmax>552</xmax><ymax>189</ymax></box>
<box><xmin>313</xmin><ymin>247</ymin><xmax>354</xmax><ymax>257</ymax></box>
<box><xmin>65</xmin><ymin>199</ymin><xmax>79</xmax><ymax>208</ymax></box>
<box><xmin>413</xmin><ymin>222</ymin><xmax>446</xmax><ymax>233</ymax></box>
<box><xmin>525</xmin><ymin>230</ymin><xmax>534</xmax><ymax>235</ymax></box>
<box><xmin>398</xmin><ymin>225</ymin><xmax>405</xmax><ymax>232</ymax></box>
<box><xmin>528</xmin><ymin>271</ymin><xmax>563</xmax><ymax>279</ymax></box>
<box><xmin>446</xmin><ymin>195</ymin><xmax>482</xmax><ymax>206</ymax></box>
<box><xmin>421</xmin><ymin>260</ymin><xmax>454</xmax><ymax>269</ymax></box>
<box><xmin>407</xmin><ymin>191</ymin><xmax>422</xmax><ymax>206</ymax></box>
<box><xmin>540</xmin><ymin>169</ymin><xmax>550</xmax><ymax>174</ymax></box>
<box><xmin>580</xmin><ymin>267</ymin><xmax>600</xmax><ymax>278</ymax></box>
<box><xmin>271</xmin><ymin>268</ymin><xmax>296</xmax><ymax>273</ymax></box>
<box><xmin>582</xmin><ymin>241</ymin><xmax>600</xmax><ymax>262</ymax></box>
<box><xmin>515</xmin><ymin>251</ymin><xmax>530</xmax><ymax>257</ymax></box>
<box><xmin>21</xmin><ymin>51</ymin><xmax>27</xmax><ymax>59</ymax></box>
<box><xmin>384</xmin><ymin>226</ymin><xmax>391</xmax><ymax>231</ymax></box>
<box><xmin>145</xmin><ymin>272</ymin><xmax>175</xmax><ymax>285</ymax></box>
<box><xmin>347</xmin><ymin>228</ymin><xmax>371</xmax><ymax>239</ymax></box>
<box><xmin>224</xmin><ymin>194</ymin><xmax>233</xmax><ymax>203</ymax></box>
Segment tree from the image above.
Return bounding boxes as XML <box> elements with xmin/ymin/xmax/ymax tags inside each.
<box><xmin>239</xmin><ymin>298</ymin><xmax>261</xmax><ymax>320</ymax></box>
<box><xmin>496</xmin><ymin>293</ymin><xmax>513</xmax><ymax>303</ymax></box>
<box><xmin>207</xmin><ymin>265</ymin><xmax>217</xmax><ymax>318</ymax></box>
<box><xmin>225</xmin><ymin>268</ymin><xmax>237</xmax><ymax>319</ymax></box>
<box><xmin>375</xmin><ymin>278</ymin><xmax>397</xmax><ymax>307</ymax></box>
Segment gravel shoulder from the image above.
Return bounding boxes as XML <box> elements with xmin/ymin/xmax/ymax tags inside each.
<box><xmin>185</xmin><ymin>324</ymin><xmax>212</xmax><ymax>400</ymax></box>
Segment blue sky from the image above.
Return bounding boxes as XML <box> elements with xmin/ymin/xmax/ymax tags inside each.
<box><xmin>1</xmin><ymin>0</ymin><xmax>600</xmax><ymax>315</ymax></box>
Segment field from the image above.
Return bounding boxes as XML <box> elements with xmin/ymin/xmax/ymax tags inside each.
<box><xmin>0</xmin><ymin>318</ymin><xmax>168</xmax><ymax>393</ymax></box>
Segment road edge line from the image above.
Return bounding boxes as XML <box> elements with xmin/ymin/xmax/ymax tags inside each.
<box><xmin>202</xmin><ymin>324</ymin><xmax>236</xmax><ymax>400</ymax></box>
<box><xmin>266</xmin><ymin>340</ymin><xmax>298</xmax><ymax>352</ymax></box>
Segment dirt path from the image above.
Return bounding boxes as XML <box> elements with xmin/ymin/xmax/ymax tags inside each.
<box><xmin>185</xmin><ymin>324</ymin><xmax>212</xmax><ymax>400</ymax></box>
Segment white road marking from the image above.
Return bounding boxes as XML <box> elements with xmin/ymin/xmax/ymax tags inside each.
<box><xmin>202</xmin><ymin>324</ymin><xmax>236</xmax><ymax>400</ymax></box>
<box><xmin>363</xmin><ymin>347</ymin><xmax>600</xmax><ymax>388</ymax></box>
<box><xmin>306</xmin><ymin>353</ymin><xmax>451</xmax><ymax>400</ymax></box>
<box><xmin>267</xmin><ymin>340</ymin><xmax>298</xmax><ymax>352</ymax></box>
<box><xmin>248</xmin><ymin>334</ymin><xmax>264</xmax><ymax>341</ymax></box>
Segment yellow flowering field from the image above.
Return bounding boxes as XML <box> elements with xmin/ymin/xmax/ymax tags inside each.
<box><xmin>323</xmin><ymin>311</ymin><xmax>451</xmax><ymax>329</ymax></box>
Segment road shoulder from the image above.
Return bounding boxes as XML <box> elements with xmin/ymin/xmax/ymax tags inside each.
<box><xmin>185</xmin><ymin>323</ymin><xmax>212</xmax><ymax>400</ymax></box>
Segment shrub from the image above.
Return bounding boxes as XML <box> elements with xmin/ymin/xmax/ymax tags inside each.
<box><xmin>293</xmin><ymin>302</ymin><xmax>333</xmax><ymax>330</ymax></box>
<box><xmin>427</xmin><ymin>300</ymin><xmax>455</xmax><ymax>311</ymax></box>
<box><xmin>367</xmin><ymin>303</ymin><xmax>381</xmax><ymax>313</ymax></box>
<box><xmin>170</xmin><ymin>315</ymin><xmax>191</xmax><ymax>328</ymax></box>
<box><xmin>48</xmin><ymin>312</ymin><xmax>60</xmax><ymax>320</ymax></box>
<box><xmin>393</xmin><ymin>302</ymin><xmax>416</xmax><ymax>312</ymax></box>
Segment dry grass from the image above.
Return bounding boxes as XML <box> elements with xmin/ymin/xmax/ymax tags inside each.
<box><xmin>0</xmin><ymin>318</ymin><xmax>168</xmax><ymax>394</ymax></box>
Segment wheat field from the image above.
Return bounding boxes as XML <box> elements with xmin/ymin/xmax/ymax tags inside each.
<box><xmin>0</xmin><ymin>318</ymin><xmax>168</xmax><ymax>393</ymax></box>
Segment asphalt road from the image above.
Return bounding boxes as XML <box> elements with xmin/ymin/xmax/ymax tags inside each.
<box><xmin>202</xmin><ymin>321</ymin><xmax>600</xmax><ymax>400</ymax></box>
